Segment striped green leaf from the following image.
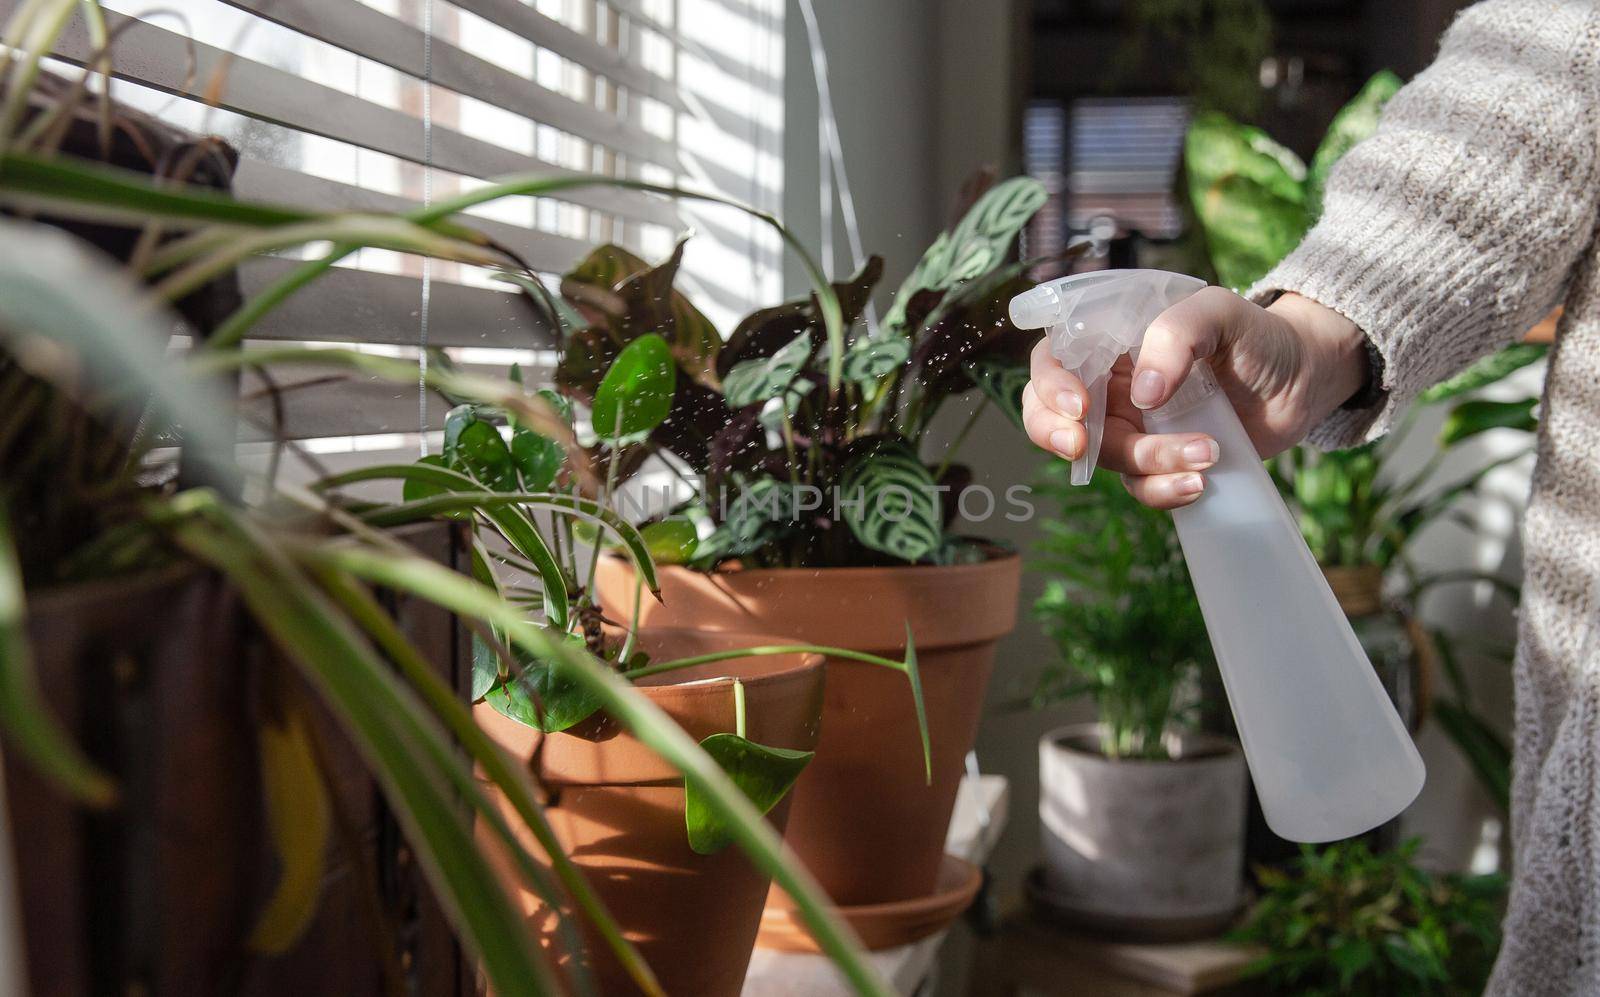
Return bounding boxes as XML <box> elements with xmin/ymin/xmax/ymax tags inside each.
<box><xmin>839</xmin><ymin>439</ymin><xmax>942</xmax><ymax>562</ymax></box>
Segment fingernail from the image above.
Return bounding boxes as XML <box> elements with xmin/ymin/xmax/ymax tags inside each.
<box><xmin>1182</xmin><ymin>439</ymin><xmax>1219</xmax><ymax>467</ymax></box>
<box><xmin>1049</xmin><ymin>429</ymin><xmax>1077</xmax><ymax>458</ymax></box>
<box><xmin>1131</xmin><ymin>370</ymin><xmax>1166</xmax><ymax>409</ymax></box>
<box><xmin>1175</xmin><ymin>473</ymin><xmax>1204</xmax><ymax>497</ymax></box>
<box><xmin>1055</xmin><ymin>392</ymin><xmax>1083</xmax><ymax>419</ymax></box>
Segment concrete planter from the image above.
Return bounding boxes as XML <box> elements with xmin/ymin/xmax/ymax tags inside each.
<box><xmin>1037</xmin><ymin>723</ymin><xmax>1246</xmax><ymax>935</ymax></box>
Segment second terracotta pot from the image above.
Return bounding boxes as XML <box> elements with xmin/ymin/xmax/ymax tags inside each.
<box><xmin>476</xmin><ymin>629</ymin><xmax>824</xmax><ymax>996</ymax></box>
<box><xmin>596</xmin><ymin>552</ymin><xmax>1021</xmax><ymax>910</ymax></box>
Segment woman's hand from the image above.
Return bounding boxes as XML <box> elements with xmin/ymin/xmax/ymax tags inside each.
<box><xmin>1021</xmin><ymin>288</ymin><xmax>1369</xmax><ymax>509</ymax></box>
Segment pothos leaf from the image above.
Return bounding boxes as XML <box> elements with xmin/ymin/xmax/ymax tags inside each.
<box><xmin>511</xmin><ymin>427</ymin><xmax>564</xmax><ymax>491</ymax></box>
<box><xmin>443</xmin><ymin>410</ymin><xmax>518</xmax><ymax>492</ymax></box>
<box><xmin>485</xmin><ymin>637</ymin><xmax>604</xmax><ymax>733</ymax></box>
<box><xmin>841</xmin><ymin>336</ymin><xmax>911</xmax><ymax>384</ymax></box>
<box><xmin>839</xmin><ymin>438</ymin><xmax>943</xmax><ymax>562</ymax></box>
<box><xmin>685</xmin><ymin>733</ymin><xmax>813</xmax><ymax>855</ymax></box>
<box><xmin>722</xmin><ymin>331</ymin><xmax>811</xmax><ymax>408</ymax></box>
<box><xmin>591</xmin><ymin>333</ymin><xmax>676</xmax><ymax>440</ymax></box>
<box><xmin>639</xmin><ymin>519</ymin><xmax>699</xmax><ymax>566</ymax></box>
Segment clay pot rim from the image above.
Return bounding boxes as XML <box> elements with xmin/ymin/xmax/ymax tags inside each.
<box><xmin>1042</xmin><ymin>722</ymin><xmax>1241</xmax><ymax>767</ymax></box>
<box><xmin>617</xmin><ymin>626</ymin><xmax>825</xmax><ymax>695</ymax></box>
<box><xmin>610</xmin><ymin>544</ymin><xmax>1020</xmax><ymax>582</ymax></box>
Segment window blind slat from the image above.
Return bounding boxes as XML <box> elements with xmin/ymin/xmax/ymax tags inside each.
<box><xmin>38</xmin><ymin>8</ymin><xmax>682</xmax><ymax>229</ymax></box>
<box><xmin>214</xmin><ymin>0</ymin><xmax>680</xmax><ymax>169</ymax></box>
<box><xmin>445</xmin><ymin>0</ymin><xmax>683</xmax><ymax>111</ymax></box>
<box><xmin>240</xmin><ymin>257</ymin><xmax>555</xmax><ymax>349</ymax></box>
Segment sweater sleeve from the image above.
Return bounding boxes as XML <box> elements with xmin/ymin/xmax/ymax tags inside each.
<box><xmin>1248</xmin><ymin>0</ymin><xmax>1600</xmax><ymax>449</ymax></box>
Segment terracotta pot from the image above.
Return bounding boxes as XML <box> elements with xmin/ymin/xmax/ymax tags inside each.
<box><xmin>1036</xmin><ymin>724</ymin><xmax>1245</xmax><ymax>940</ymax></box>
<box><xmin>475</xmin><ymin>629</ymin><xmax>824</xmax><ymax>997</ymax></box>
<box><xmin>595</xmin><ymin>552</ymin><xmax>1021</xmax><ymax>910</ymax></box>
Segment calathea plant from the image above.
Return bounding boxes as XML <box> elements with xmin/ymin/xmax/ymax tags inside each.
<box><xmin>548</xmin><ymin>175</ymin><xmax>1076</xmax><ymax>568</ymax></box>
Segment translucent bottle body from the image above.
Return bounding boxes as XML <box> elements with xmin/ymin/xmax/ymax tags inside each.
<box><xmin>1144</xmin><ymin>364</ymin><xmax>1426</xmax><ymax>841</ymax></box>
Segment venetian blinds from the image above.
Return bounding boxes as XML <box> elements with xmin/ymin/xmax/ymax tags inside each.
<box><xmin>11</xmin><ymin>0</ymin><xmax>785</xmax><ymax>455</ymax></box>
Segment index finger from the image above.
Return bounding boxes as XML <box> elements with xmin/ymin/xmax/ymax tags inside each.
<box><xmin>1029</xmin><ymin>337</ymin><xmax>1087</xmax><ymax>420</ymax></box>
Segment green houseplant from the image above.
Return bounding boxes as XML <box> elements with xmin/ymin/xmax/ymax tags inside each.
<box><xmin>1234</xmin><ymin>839</ymin><xmax>1505</xmax><ymax>996</ymax></box>
<box><xmin>0</xmin><ymin>11</ymin><xmax>913</xmax><ymax>992</ymax></box>
<box><xmin>1185</xmin><ymin>71</ymin><xmax>1538</xmax><ymax>816</ymax></box>
<box><xmin>558</xmin><ymin>177</ymin><xmax>1061</xmax><ymax>935</ymax></box>
<box><xmin>309</xmin><ymin>354</ymin><xmax>928</xmax><ymax>993</ymax></box>
<box><xmin>1028</xmin><ymin>463</ymin><xmax>1245</xmax><ymax>937</ymax></box>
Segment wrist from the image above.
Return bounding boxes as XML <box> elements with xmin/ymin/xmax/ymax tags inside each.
<box><xmin>1268</xmin><ymin>292</ymin><xmax>1370</xmax><ymax>419</ymax></box>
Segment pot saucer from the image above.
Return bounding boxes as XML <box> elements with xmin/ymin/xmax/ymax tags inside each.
<box><xmin>1025</xmin><ymin>867</ymin><xmax>1244</xmax><ymax>943</ymax></box>
<box><xmin>756</xmin><ymin>854</ymin><xmax>982</xmax><ymax>952</ymax></box>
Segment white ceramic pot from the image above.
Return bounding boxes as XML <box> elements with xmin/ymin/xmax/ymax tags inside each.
<box><xmin>1037</xmin><ymin>723</ymin><xmax>1246</xmax><ymax>929</ymax></box>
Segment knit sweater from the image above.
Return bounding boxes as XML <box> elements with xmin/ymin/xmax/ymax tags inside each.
<box><xmin>1250</xmin><ymin>2</ymin><xmax>1600</xmax><ymax>992</ymax></box>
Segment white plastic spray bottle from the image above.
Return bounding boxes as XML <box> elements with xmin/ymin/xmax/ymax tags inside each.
<box><xmin>1009</xmin><ymin>270</ymin><xmax>1425</xmax><ymax>842</ymax></box>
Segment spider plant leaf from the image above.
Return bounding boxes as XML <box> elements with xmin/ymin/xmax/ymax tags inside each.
<box><xmin>316</xmin><ymin>465</ymin><xmax>661</xmax><ymax>600</ymax></box>
<box><xmin>312</xmin><ymin>563</ymin><xmax>650</xmax><ymax>997</ymax></box>
<box><xmin>402</xmin><ymin>455</ymin><xmax>472</xmax><ymax>520</ymax></box>
<box><xmin>685</xmin><ymin>733</ymin><xmax>813</xmax><ymax>855</ymax></box>
<box><xmin>839</xmin><ymin>437</ymin><xmax>943</xmax><ymax>562</ymax></box>
<box><xmin>722</xmin><ymin>330</ymin><xmax>811</xmax><ymax>408</ymax></box>
<box><xmin>248</xmin><ymin>702</ymin><xmax>331</xmax><ymax>953</ymax></box>
<box><xmin>0</xmin><ymin>218</ymin><xmax>238</xmax><ymax>494</ymax></box>
<box><xmin>301</xmin><ymin>542</ymin><xmax>893</xmax><ymax>997</ymax></box>
<box><xmin>165</xmin><ymin>500</ymin><xmax>557</xmax><ymax>997</ymax></box>
<box><xmin>592</xmin><ymin>333</ymin><xmax>675</xmax><ymax>440</ymax></box>
<box><xmin>0</xmin><ymin>507</ymin><xmax>115</xmax><ymax>806</ymax></box>
<box><xmin>320</xmin><ymin>462</ymin><xmax>572</xmax><ymax>628</ymax></box>
<box><xmin>1419</xmin><ymin>344</ymin><xmax>1547</xmax><ymax>403</ymax></box>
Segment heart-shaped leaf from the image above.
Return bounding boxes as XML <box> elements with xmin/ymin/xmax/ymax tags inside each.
<box><xmin>639</xmin><ymin>519</ymin><xmax>699</xmax><ymax>565</ymax></box>
<box><xmin>511</xmin><ymin>427</ymin><xmax>563</xmax><ymax>491</ymax></box>
<box><xmin>722</xmin><ymin>331</ymin><xmax>811</xmax><ymax>409</ymax></box>
<box><xmin>443</xmin><ymin>412</ymin><xmax>517</xmax><ymax>492</ymax></box>
<box><xmin>685</xmin><ymin>733</ymin><xmax>813</xmax><ymax>854</ymax></box>
<box><xmin>591</xmin><ymin>333</ymin><xmax>675</xmax><ymax>440</ymax></box>
<box><xmin>484</xmin><ymin>638</ymin><xmax>604</xmax><ymax>733</ymax></box>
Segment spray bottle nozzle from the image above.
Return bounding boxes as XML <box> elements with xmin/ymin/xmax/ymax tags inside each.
<box><xmin>1008</xmin><ymin>270</ymin><xmax>1208</xmax><ymax>484</ymax></box>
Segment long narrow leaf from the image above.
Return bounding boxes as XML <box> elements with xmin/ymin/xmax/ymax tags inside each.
<box><xmin>161</xmin><ymin>495</ymin><xmax>557</xmax><ymax>997</ymax></box>
<box><xmin>0</xmin><ymin>507</ymin><xmax>115</xmax><ymax>806</ymax></box>
<box><xmin>322</xmin><ymin>466</ymin><xmax>659</xmax><ymax>597</ymax></box>
<box><xmin>0</xmin><ymin>219</ymin><xmax>238</xmax><ymax>493</ymax></box>
<box><xmin>314</xmin><ymin>567</ymin><xmax>661</xmax><ymax>997</ymax></box>
<box><xmin>297</xmin><ymin>541</ymin><xmax>892</xmax><ymax>997</ymax></box>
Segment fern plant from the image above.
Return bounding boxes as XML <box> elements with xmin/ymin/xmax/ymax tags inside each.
<box><xmin>1028</xmin><ymin>462</ymin><xmax>1213</xmax><ymax>759</ymax></box>
<box><xmin>1234</xmin><ymin>839</ymin><xmax>1505</xmax><ymax>997</ymax></box>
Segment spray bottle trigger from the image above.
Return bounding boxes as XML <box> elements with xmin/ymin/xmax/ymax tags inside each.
<box><xmin>1070</xmin><ymin>368</ymin><xmax>1110</xmax><ymax>486</ymax></box>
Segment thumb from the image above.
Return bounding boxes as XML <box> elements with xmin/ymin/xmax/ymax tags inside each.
<box><xmin>1130</xmin><ymin>286</ymin><xmax>1235</xmax><ymax>410</ymax></box>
